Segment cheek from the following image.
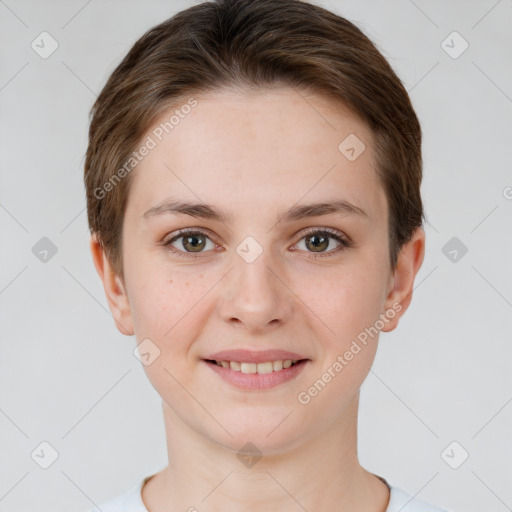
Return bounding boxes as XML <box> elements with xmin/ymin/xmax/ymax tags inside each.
<box><xmin>306</xmin><ymin>263</ymin><xmax>387</xmax><ymax>345</ymax></box>
<box><xmin>125</xmin><ymin>251</ymin><xmax>188</xmax><ymax>333</ymax></box>
<box><xmin>296</xmin><ymin>270</ymin><xmax>384</xmax><ymax>419</ymax></box>
<box><xmin>129</xmin><ymin>277</ymin><xmax>178</xmax><ymax>339</ymax></box>
<box><xmin>126</xmin><ymin>258</ymin><xmax>214</xmax><ymax>359</ymax></box>
<box><xmin>127</xmin><ymin>267</ymin><xmax>205</xmax><ymax>397</ymax></box>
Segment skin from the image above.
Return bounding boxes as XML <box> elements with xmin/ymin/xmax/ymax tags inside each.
<box><xmin>90</xmin><ymin>87</ymin><xmax>425</xmax><ymax>512</ymax></box>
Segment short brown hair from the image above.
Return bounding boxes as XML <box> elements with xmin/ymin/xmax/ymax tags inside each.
<box><xmin>84</xmin><ymin>0</ymin><xmax>424</xmax><ymax>279</ymax></box>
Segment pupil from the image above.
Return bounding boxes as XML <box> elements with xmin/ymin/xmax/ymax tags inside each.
<box><xmin>307</xmin><ymin>233</ymin><xmax>328</xmax><ymax>252</ymax></box>
<box><xmin>184</xmin><ymin>235</ymin><xmax>205</xmax><ymax>252</ymax></box>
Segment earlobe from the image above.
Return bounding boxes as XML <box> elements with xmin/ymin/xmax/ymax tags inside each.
<box><xmin>380</xmin><ymin>227</ymin><xmax>426</xmax><ymax>333</ymax></box>
<box><xmin>89</xmin><ymin>233</ymin><xmax>134</xmax><ymax>336</ymax></box>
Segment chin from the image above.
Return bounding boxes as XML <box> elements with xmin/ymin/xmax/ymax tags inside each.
<box><xmin>201</xmin><ymin>412</ymin><xmax>307</xmax><ymax>457</ymax></box>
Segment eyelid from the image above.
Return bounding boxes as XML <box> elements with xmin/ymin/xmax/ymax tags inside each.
<box><xmin>292</xmin><ymin>226</ymin><xmax>351</xmax><ymax>258</ymax></box>
<box><xmin>161</xmin><ymin>227</ymin><xmax>220</xmax><ymax>258</ymax></box>
<box><xmin>298</xmin><ymin>226</ymin><xmax>350</xmax><ymax>244</ymax></box>
<box><xmin>162</xmin><ymin>227</ymin><xmax>216</xmax><ymax>243</ymax></box>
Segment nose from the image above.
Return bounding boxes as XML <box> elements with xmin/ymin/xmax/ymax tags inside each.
<box><xmin>218</xmin><ymin>246</ymin><xmax>294</xmax><ymax>333</ymax></box>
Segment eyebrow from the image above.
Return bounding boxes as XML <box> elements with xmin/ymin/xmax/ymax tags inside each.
<box><xmin>142</xmin><ymin>199</ymin><xmax>368</xmax><ymax>224</ymax></box>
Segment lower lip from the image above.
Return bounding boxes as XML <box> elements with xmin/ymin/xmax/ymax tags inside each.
<box><xmin>203</xmin><ymin>360</ymin><xmax>309</xmax><ymax>390</ymax></box>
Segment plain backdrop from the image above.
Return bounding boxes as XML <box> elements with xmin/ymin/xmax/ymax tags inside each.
<box><xmin>1</xmin><ymin>1</ymin><xmax>511</xmax><ymax>511</ymax></box>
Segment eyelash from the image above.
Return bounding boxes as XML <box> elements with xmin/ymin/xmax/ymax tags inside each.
<box><xmin>161</xmin><ymin>227</ymin><xmax>352</xmax><ymax>259</ymax></box>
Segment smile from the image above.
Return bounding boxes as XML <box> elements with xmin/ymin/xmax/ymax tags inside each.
<box><xmin>208</xmin><ymin>359</ymin><xmax>301</xmax><ymax>374</ymax></box>
<box><xmin>203</xmin><ymin>358</ymin><xmax>309</xmax><ymax>390</ymax></box>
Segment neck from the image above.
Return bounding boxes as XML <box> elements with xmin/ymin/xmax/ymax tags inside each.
<box><xmin>142</xmin><ymin>393</ymin><xmax>390</xmax><ymax>512</ymax></box>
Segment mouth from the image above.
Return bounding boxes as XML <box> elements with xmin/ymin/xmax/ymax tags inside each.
<box><xmin>201</xmin><ymin>350</ymin><xmax>310</xmax><ymax>390</ymax></box>
<box><xmin>203</xmin><ymin>358</ymin><xmax>306</xmax><ymax>374</ymax></box>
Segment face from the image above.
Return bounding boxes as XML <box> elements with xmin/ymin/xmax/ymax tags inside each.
<box><xmin>95</xmin><ymin>87</ymin><xmax>424</xmax><ymax>454</ymax></box>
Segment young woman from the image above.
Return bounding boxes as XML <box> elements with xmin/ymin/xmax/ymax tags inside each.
<box><xmin>85</xmin><ymin>1</ymin><xmax>449</xmax><ymax>510</ymax></box>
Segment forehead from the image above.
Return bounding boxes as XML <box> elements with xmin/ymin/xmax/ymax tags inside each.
<box><xmin>125</xmin><ymin>87</ymin><xmax>387</xmax><ymax>225</ymax></box>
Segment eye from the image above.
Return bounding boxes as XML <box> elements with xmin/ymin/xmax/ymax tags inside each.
<box><xmin>163</xmin><ymin>229</ymin><xmax>216</xmax><ymax>258</ymax></box>
<box><xmin>294</xmin><ymin>228</ymin><xmax>351</xmax><ymax>258</ymax></box>
<box><xmin>162</xmin><ymin>227</ymin><xmax>351</xmax><ymax>259</ymax></box>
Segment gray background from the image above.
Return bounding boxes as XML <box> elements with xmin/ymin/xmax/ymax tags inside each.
<box><xmin>1</xmin><ymin>1</ymin><xmax>511</xmax><ymax>511</ymax></box>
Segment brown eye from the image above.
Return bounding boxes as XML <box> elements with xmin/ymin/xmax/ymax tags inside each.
<box><xmin>164</xmin><ymin>230</ymin><xmax>215</xmax><ymax>257</ymax></box>
<box><xmin>295</xmin><ymin>228</ymin><xmax>350</xmax><ymax>258</ymax></box>
<box><xmin>305</xmin><ymin>232</ymin><xmax>330</xmax><ymax>252</ymax></box>
<box><xmin>180</xmin><ymin>233</ymin><xmax>207</xmax><ymax>252</ymax></box>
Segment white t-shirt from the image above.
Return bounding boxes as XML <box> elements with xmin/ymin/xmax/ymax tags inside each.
<box><xmin>86</xmin><ymin>474</ymin><xmax>451</xmax><ymax>512</ymax></box>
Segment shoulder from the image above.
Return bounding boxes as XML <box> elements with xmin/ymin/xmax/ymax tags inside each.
<box><xmin>85</xmin><ymin>478</ymin><xmax>148</xmax><ymax>512</ymax></box>
<box><xmin>387</xmin><ymin>484</ymin><xmax>451</xmax><ymax>512</ymax></box>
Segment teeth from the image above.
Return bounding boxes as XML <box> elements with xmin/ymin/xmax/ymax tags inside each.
<box><xmin>257</xmin><ymin>362</ymin><xmax>273</xmax><ymax>374</ymax></box>
<box><xmin>217</xmin><ymin>359</ymin><xmax>300</xmax><ymax>374</ymax></box>
<box><xmin>273</xmin><ymin>360</ymin><xmax>283</xmax><ymax>371</ymax></box>
<box><xmin>241</xmin><ymin>362</ymin><xmax>257</xmax><ymax>373</ymax></box>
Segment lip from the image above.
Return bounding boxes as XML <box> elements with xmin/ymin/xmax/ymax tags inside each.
<box><xmin>203</xmin><ymin>359</ymin><xmax>309</xmax><ymax>390</ymax></box>
<box><xmin>203</xmin><ymin>349</ymin><xmax>308</xmax><ymax>364</ymax></box>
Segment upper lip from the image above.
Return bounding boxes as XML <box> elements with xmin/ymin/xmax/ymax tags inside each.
<box><xmin>203</xmin><ymin>349</ymin><xmax>309</xmax><ymax>364</ymax></box>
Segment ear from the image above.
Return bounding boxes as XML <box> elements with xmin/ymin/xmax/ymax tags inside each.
<box><xmin>89</xmin><ymin>233</ymin><xmax>134</xmax><ymax>336</ymax></box>
<box><xmin>380</xmin><ymin>227</ymin><xmax>426</xmax><ymax>333</ymax></box>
